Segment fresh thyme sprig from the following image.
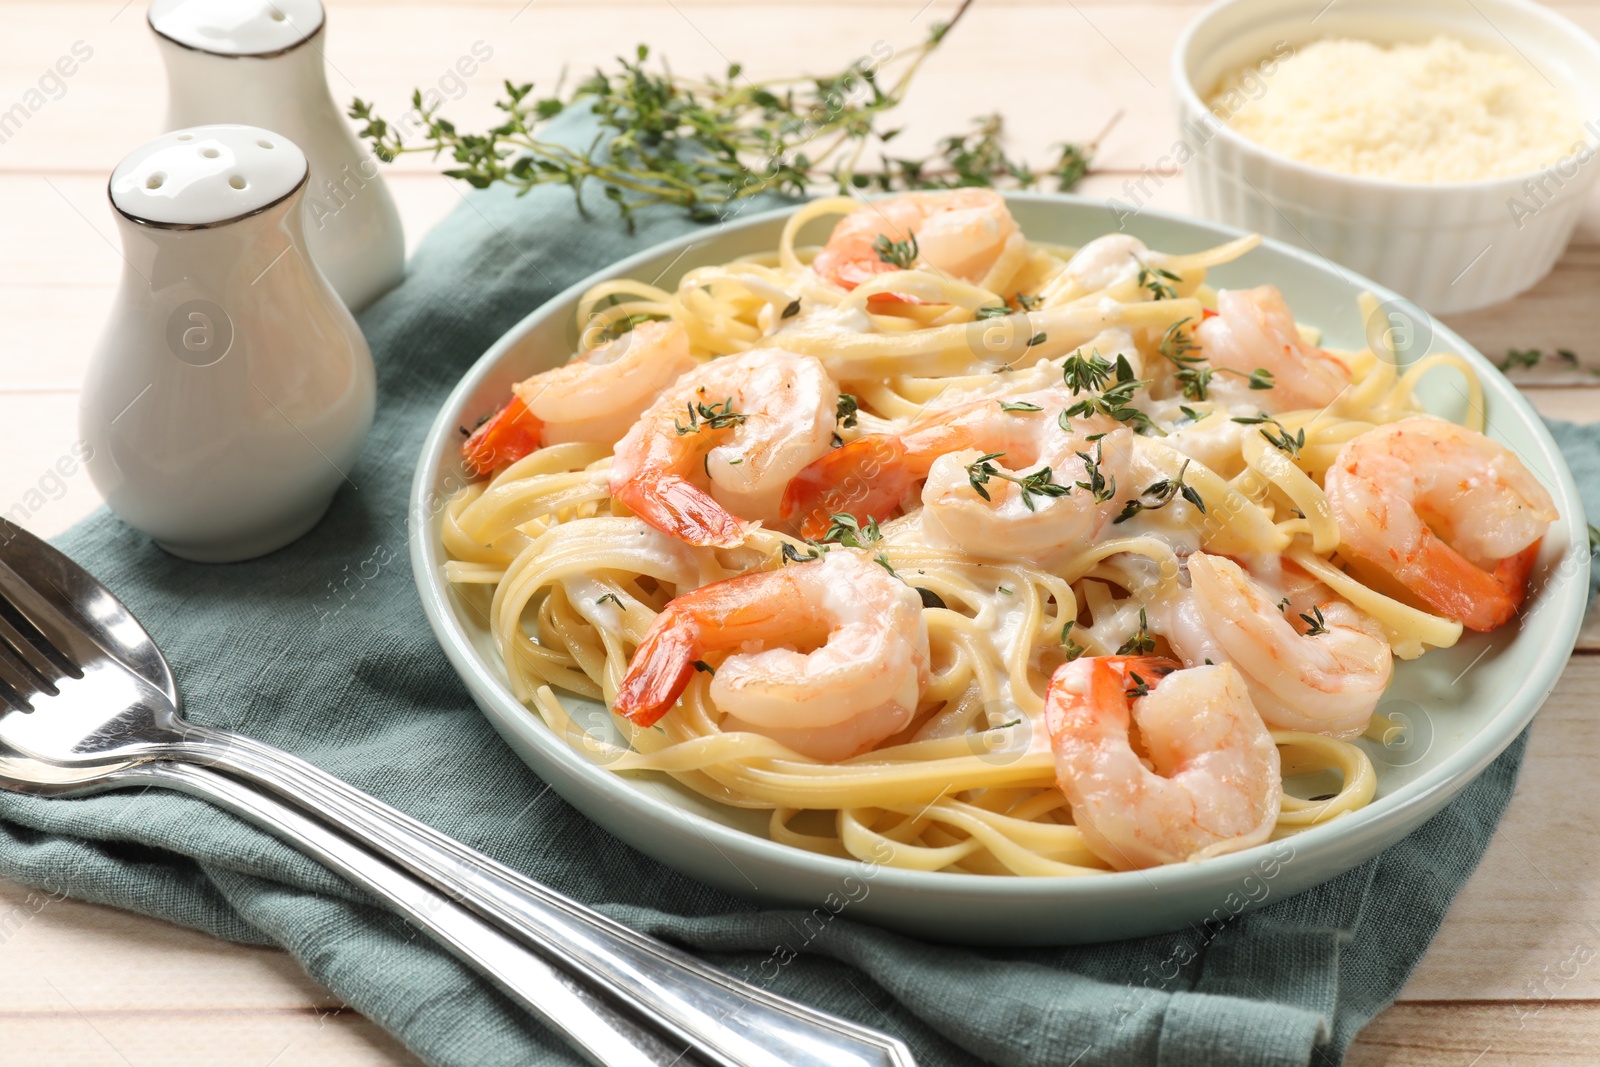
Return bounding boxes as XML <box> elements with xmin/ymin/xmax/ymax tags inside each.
<box><xmin>819</xmin><ymin>512</ymin><xmax>883</xmax><ymax>548</ymax></box>
<box><xmin>781</xmin><ymin>541</ymin><xmax>824</xmax><ymax>565</ymax></box>
<box><xmin>1116</xmin><ymin>608</ymin><xmax>1155</xmax><ymax>655</ymax></box>
<box><xmin>350</xmin><ymin>1</ymin><xmax>1109</xmax><ymax>227</ymax></box>
<box><xmin>1060</xmin><ymin>622</ymin><xmax>1087</xmax><ymax>661</ymax></box>
<box><xmin>1232</xmin><ymin>413</ymin><xmax>1306</xmax><ymax>456</ymax></box>
<box><xmin>1299</xmin><ymin>605</ymin><xmax>1330</xmax><ymax>637</ymax></box>
<box><xmin>999</xmin><ymin>399</ymin><xmax>1043</xmax><ymax>413</ymax></box>
<box><xmin>1157</xmin><ymin>317</ymin><xmax>1274</xmax><ymax>400</ymax></box>
<box><xmin>1074</xmin><ymin>440</ymin><xmax>1116</xmax><ymax>503</ymax></box>
<box><xmin>965</xmin><ymin>452</ymin><xmax>1072</xmax><ymax>510</ymax></box>
<box><xmin>874</xmin><ymin>233</ymin><xmax>919</xmax><ymax>269</ymax></box>
<box><xmin>1135</xmin><ymin>258</ymin><xmax>1182</xmax><ymax>301</ymax></box>
<box><xmin>1060</xmin><ymin>355</ymin><xmax>1163</xmax><ymax>436</ymax></box>
<box><xmin>674</xmin><ymin>396</ymin><xmax>747</xmax><ymax>435</ymax></box>
<box><xmin>599</xmin><ymin>311</ymin><xmax>667</xmax><ymax>342</ymax></box>
<box><xmin>836</xmin><ymin>393</ymin><xmax>859</xmax><ymax>428</ymax></box>
<box><xmin>1112</xmin><ymin>459</ymin><xmax>1206</xmax><ymax>524</ymax></box>
<box><xmin>1061</xmin><ymin>349</ymin><xmax>1116</xmax><ymax>395</ymax></box>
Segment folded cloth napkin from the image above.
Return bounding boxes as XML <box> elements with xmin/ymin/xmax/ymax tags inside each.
<box><xmin>3</xmin><ymin>137</ymin><xmax>1596</xmax><ymax>1066</ymax></box>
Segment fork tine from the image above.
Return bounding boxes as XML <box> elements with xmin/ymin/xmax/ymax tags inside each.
<box><xmin>0</xmin><ymin>559</ymin><xmax>93</xmax><ymax>680</ymax></box>
<box><xmin>0</xmin><ymin>640</ymin><xmax>48</xmax><ymax>710</ymax></box>
<box><xmin>0</xmin><ymin>610</ymin><xmax>67</xmax><ymax>684</ymax></box>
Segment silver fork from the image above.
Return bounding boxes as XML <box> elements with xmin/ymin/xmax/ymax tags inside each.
<box><xmin>0</xmin><ymin>518</ymin><xmax>913</xmax><ymax>1067</ymax></box>
<box><xmin>0</xmin><ymin>750</ymin><xmax>700</xmax><ymax>1067</ymax></box>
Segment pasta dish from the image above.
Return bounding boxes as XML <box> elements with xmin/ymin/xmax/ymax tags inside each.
<box><xmin>440</xmin><ymin>191</ymin><xmax>1556</xmax><ymax>875</ymax></box>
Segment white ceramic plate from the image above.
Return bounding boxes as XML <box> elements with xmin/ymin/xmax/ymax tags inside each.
<box><xmin>409</xmin><ymin>195</ymin><xmax>1588</xmax><ymax>946</ymax></box>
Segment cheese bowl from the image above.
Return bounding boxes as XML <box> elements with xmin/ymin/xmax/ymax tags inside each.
<box><xmin>1173</xmin><ymin>0</ymin><xmax>1600</xmax><ymax>313</ymax></box>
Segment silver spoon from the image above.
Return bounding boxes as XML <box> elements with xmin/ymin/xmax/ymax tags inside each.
<box><xmin>0</xmin><ymin>518</ymin><xmax>914</xmax><ymax>1067</ymax></box>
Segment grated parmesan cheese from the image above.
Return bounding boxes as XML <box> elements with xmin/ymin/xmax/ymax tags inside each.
<box><xmin>1209</xmin><ymin>36</ymin><xmax>1580</xmax><ymax>183</ymax></box>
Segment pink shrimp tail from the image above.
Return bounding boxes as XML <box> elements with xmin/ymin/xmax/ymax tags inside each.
<box><xmin>614</xmin><ymin>470</ymin><xmax>750</xmax><ymax>548</ymax></box>
<box><xmin>1409</xmin><ymin>538</ymin><xmax>1542</xmax><ymax>633</ymax></box>
<box><xmin>613</xmin><ymin>610</ymin><xmax>701</xmax><ymax>727</ymax></box>
<box><xmin>781</xmin><ymin>434</ymin><xmax>913</xmax><ymax>541</ymax></box>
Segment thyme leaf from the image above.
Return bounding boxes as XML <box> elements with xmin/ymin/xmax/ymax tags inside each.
<box><xmin>674</xmin><ymin>396</ymin><xmax>747</xmax><ymax>435</ymax></box>
<box><xmin>965</xmin><ymin>452</ymin><xmax>1072</xmax><ymax>510</ymax></box>
<box><xmin>819</xmin><ymin>512</ymin><xmax>883</xmax><ymax>548</ymax></box>
<box><xmin>836</xmin><ymin>392</ymin><xmax>860</xmax><ymax>428</ymax></box>
<box><xmin>1115</xmin><ymin>608</ymin><xmax>1155</xmax><ymax>656</ymax></box>
<box><xmin>1112</xmin><ymin>459</ymin><xmax>1204</xmax><ymax>523</ymax></box>
<box><xmin>1232</xmin><ymin>414</ymin><xmax>1305</xmax><ymax>456</ymax></box>
<box><xmin>874</xmin><ymin>233</ymin><xmax>919</xmax><ymax>269</ymax></box>
<box><xmin>1299</xmin><ymin>605</ymin><xmax>1330</xmax><ymax>637</ymax></box>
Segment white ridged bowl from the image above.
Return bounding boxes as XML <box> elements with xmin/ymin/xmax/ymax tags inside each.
<box><xmin>1173</xmin><ymin>0</ymin><xmax>1600</xmax><ymax>313</ymax></box>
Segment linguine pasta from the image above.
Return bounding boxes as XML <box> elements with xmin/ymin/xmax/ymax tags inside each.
<box><xmin>441</xmin><ymin>196</ymin><xmax>1486</xmax><ymax>877</ymax></box>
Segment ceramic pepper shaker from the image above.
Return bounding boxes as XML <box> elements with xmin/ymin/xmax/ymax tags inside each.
<box><xmin>148</xmin><ymin>0</ymin><xmax>404</xmax><ymax>311</ymax></box>
<box><xmin>80</xmin><ymin>124</ymin><xmax>375</xmax><ymax>563</ymax></box>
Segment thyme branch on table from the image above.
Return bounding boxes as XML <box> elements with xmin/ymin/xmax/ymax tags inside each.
<box><xmin>674</xmin><ymin>396</ymin><xmax>746</xmax><ymax>435</ymax></box>
<box><xmin>965</xmin><ymin>452</ymin><xmax>1072</xmax><ymax>510</ymax></box>
<box><xmin>350</xmin><ymin>0</ymin><xmax>1113</xmax><ymax>228</ymax></box>
<box><xmin>1112</xmin><ymin>459</ymin><xmax>1205</xmax><ymax>524</ymax></box>
<box><xmin>1497</xmin><ymin>347</ymin><xmax>1579</xmax><ymax>372</ymax></box>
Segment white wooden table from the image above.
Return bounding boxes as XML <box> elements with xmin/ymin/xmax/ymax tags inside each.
<box><xmin>1</xmin><ymin>1</ymin><xmax>1597</xmax><ymax>1063</ymax></box>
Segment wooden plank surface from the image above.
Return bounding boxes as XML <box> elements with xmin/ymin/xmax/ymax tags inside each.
<box><xmin>0</xmin><ymin>1</ymin><xmax>1597</xmax><ymax>1064</ymax></box>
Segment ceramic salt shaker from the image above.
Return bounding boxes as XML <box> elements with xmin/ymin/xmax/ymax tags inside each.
<box><xmin>80</xmin><ymin>124</ymin><xmax>375</xmax><ymax>563</ymax></box>
<box><xmin>148</xmin><ymin>0</ymin><xmax>404</xmax><ymax>311</ymax></box>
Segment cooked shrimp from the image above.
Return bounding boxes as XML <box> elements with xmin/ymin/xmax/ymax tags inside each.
<box><xmin>811</xmin><ymin>189</ymin><xmax>1023</xmax><ymax>292</ymax></box>
<box><xmin>1195</xmin><ymin>286</ymin><xmax>1350</xmax><ymax>411</ymax></box>
<box><xmin>613</xmin><ymin>549</ymin><xmax>930</xmax><ymax>761</ymax></box>
<box><xmin>1039</xmin><ymin>234</ymin><xmax>1152</xmax><ymax>303</ymax></box>
<box><xmin>462</xmin><ymin>320</ymin><xmax>696</xmax><ymax>476</ymax></box>
<box><xmin>919</xmin><ymin>412</ymin><xmax>1134</xmax><ymax>564</ymax></box>
<box><xmin>1324</xmin><ymin>416</ymin><xmax>1557</xmax><ymax>631</ymax></box>
<box><xmin>1045</xmin><ymin>656</ymin><xmax>1281</xmax><ymax>870</ymax></box>
<box><xmin>782</xmin><ymin>388</ymin><xmax>1130</xmax><ymax>543</ymax></box>
<box><xmin>1168</xmin><ymin>553</ymin><xmax>1391</xmax><ymax>738</ymax></box>
<box><xmin>610</xmin><ymin>348</ymin><xmax>841</xmax><ymax>547</ymax></box>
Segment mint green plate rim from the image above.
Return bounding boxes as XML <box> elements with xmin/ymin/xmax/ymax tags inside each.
<box><xmin>409</xmin><ymin>194</ymin><xmax>1588</xmax><ymax>946</ymax></box>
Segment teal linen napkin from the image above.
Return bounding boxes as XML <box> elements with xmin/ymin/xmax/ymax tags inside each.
<box><xmin>2</xmin><ymin>148</ymin><xmax>1595</xmax><ymax>1066</ymax></box>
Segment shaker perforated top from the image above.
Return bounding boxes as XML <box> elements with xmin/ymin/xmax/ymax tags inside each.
<box><xmin>148</xmin><ymin>0</ymin><xmax>325</xmax><ymax>56</ymax></box>
<box><xmin>110</xmin><ymin>125</ymin><xmax>309</xmax><ymax>227</ymax></box>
